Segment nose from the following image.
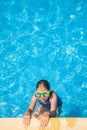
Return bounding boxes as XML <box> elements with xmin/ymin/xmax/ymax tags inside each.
<box><xmin>40</xmin><ymin>96</ymin><xmax>44</xmax><ymax>99</ymax></box>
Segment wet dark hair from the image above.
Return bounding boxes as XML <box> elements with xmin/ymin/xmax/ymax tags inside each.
<box><xmin>36</xmin><ymin>79</ymin><xmax>50</xmax><ymax>90</ymax></box>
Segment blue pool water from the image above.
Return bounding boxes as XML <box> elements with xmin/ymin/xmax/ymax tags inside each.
<box><xmin>0</xmin><ymin>0</ymin><xmax>87</xmax><ymax>117</ymax></box>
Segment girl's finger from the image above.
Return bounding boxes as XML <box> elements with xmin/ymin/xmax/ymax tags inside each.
<box><xmin>38</xmin><ymin>115</ymin><xmax>42</xmax><ymax>120</ymax></box>
<box><xmin>40</xmin><ymin>120</ymin><xmax>46</xmax><ymax>128</ymax></box>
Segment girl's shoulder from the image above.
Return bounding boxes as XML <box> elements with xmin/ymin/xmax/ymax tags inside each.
<box><xmin>49</xmin><ymin>90</ymin><xmax>57</xmax><ymax>99</ymax></box>
<box><xmin>49</xmin><ymin>90</ymin><xmax>63</xmax><ymax>105</ymax></box>
<box><xmin>50</xmin><ymin>90</ymin><xmax>57</xmax><ymax>95</ymax></box>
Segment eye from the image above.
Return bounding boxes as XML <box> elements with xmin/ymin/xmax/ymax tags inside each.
<box><xmin>35</xmin><ymin>92</ymin><xmax>41</xmax><ymax>98</ymax></box>
<box><xmin>43</xmin><ymin>92</ymin><xmax>49</xmax><ymax>98</ymax></box>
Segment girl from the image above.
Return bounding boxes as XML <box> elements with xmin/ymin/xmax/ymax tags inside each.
<box><xmin>23</xmin><ymin>79</ymin><xmax>62</xmax><ymax>128</ymax></box>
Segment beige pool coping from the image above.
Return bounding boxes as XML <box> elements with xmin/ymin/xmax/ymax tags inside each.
<box><xmin>0</xmin><ymin>118</ymin><xmax>87</xmax><ymax>130</ymax></box>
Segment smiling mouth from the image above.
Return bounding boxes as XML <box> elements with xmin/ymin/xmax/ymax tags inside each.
<box><xmin>41</xmin><ymin>98</ymin><xmax>47</xmax><ymax>102</ymax></box>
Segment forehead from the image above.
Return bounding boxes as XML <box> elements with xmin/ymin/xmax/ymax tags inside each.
<box><xmin>37</xmin><ymin>84</ymin><xmax>48</xmax><ymax>91</ymax></box>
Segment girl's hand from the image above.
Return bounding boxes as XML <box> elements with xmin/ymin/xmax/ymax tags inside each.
<box><xmin>38</xmin><ymin>112</ymin><xmax>50</xmax><ymax>128</ymax></box>
<box><xmin>23</xmin><ymin>114</ymin><xmax>31</xmax><ymax>127</ymax></box>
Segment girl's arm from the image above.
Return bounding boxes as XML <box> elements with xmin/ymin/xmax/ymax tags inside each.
<box><xmin>49</xmin><ymin>92</ymin><xmax>57</xmax><ymax>117</ymax></box>
<box><xmin>25</xmin><ymin>96</ymin><xmax>37</xmax><ymax>116</ymax></box>
<box><xmin>39</xmin><ymin>92</ymin><xmax>57</xmax><ymax>117</ymax></box>
<box><xmin>23</xmin><ymin>96</ymin><xmax>37</xmax><ymax>127</ymax></box>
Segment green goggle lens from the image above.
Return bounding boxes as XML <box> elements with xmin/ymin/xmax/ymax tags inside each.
<box><xmin>34</xmin><ymin>91</ymin><xmax>50</xmax><ymax>98</ymax></box>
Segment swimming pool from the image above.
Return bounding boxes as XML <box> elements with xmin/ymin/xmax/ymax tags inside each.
<box><xmin>0</xmin><ymin>0</ymin><xmax>87</xmax><ymax>117</ymax></box>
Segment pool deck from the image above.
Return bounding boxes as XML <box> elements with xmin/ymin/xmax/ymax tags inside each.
<box><xmin>0</xmin><ymin>118</ymin><xmax>87</xmax><ymax>130</ymax></box>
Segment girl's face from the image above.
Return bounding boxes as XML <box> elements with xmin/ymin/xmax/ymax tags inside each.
<box><xmin>36</xmin><ymin>83</ymin><xmax>50</xmax><ymax>102</ymax></box>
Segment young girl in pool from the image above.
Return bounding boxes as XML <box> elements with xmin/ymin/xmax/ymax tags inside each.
<box><xmin>23</xmin><ymin>79</ymin><xmax>62</xmax><ymax>128</ymax></box>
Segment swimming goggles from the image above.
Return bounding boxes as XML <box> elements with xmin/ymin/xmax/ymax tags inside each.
<box><xmin>34</xmin><ymin>91</ymin><xmax>50</xmax><ymax>98</ymax></box>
